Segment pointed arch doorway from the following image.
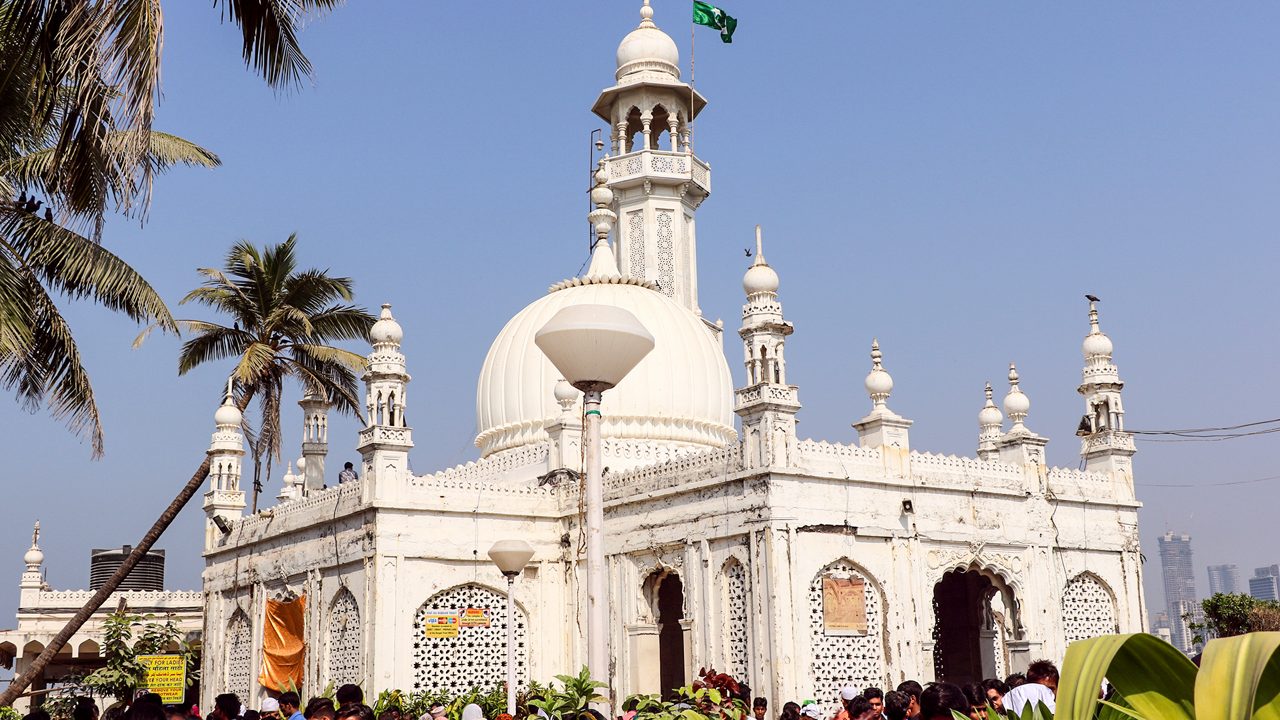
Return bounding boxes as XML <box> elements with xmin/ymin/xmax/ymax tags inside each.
<box><xmin>657</xmin><ymin>572</ymin><xmax>687</xmax><ymax>696</ymax></box>
<box><xmin>932</xmin><ymin>567</ymin><xmax>1016</xmax><ymax>683</ymax></box>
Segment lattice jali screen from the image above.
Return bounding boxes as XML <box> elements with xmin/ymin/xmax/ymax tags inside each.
<box><xmin>226</xmin><ymin>609</ymin><xmax>253</xmax><ymax>701</ymax></box>
<box><xmin>327</xmin><ymin>589</ymin><xmax>363</xmax><ymax>686</ymax></box>
<box><xmin>1062</xmin><ymin>574</ymin><xmax>1117</xmax><ymax>645</ymax></box>
<box><xmin>656</xmin><ymin>210</ymin><xmax>674</xmax><ymax>297</ymax></box>
<box><xmin>412</xmin><ymin>584</ymin><xmax>527</xmax><ymax>694</ymax></box>
<box><xmin>628</xmin><ymin>211</ymin><xmax>645</xmax><ymax>278</ymax></box>
<box><xmin>808</xmin><ymin>563</ymin><xmax>885</xmax><ymax>718</ymax></box>
<box><xmin>723</xmin><ymin>559</ymin><xmax>750</xmax><ymax>682</ymax></box>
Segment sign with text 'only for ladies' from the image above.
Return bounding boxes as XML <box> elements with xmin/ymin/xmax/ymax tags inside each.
<box><xmin>138</xmin><ymin>654</ymin><xmax>186</xmax><ymax>703</ymax></box>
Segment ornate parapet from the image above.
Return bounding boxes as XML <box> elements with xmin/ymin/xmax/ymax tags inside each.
<box><xmin>1046</xmin><ymin>466</ymin><xmax>1130</xmax><ymax>503</ymax></box>
<box><xmin>411</xmin><ymin>443</ymin><xmax>550</xmax><ymax>487</ymax></box>
<box><xmin>795</xmin><ymin>439</ymin><xmax>882</xmax><ymax>478</ymax></box>
<box><xmin>604</xmin><ymin>150</ymin><xmax>711</xmax><ymax>195</ymax></box>
<box><xmin>357</xmin><ymin>425</ymin><xmax>412</xmax><ymax>448</ymax></box>
<box><xmin>909</xmin><ymin>451</ymin><xmax>1026</xmax><ymax>493</ymax></box>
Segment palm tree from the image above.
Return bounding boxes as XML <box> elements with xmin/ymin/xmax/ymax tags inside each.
<box><xmin>0</xmin><ymin>236</ymin><xmax>374</xmax><ymax>706</ymax></box>
<box><xmin>176</xmin><ymin>234</ymin><xmax>375</xmax><ymax>510</ymax></box>
<box><xmin>0</xmin><ymin>0</ymin><xmax>341</xmax><ymax>224</ymax></box>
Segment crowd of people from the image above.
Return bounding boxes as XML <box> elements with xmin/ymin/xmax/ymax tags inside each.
<box><xmin>17</xmin><ymin>661</ymin><xmax>1060</xmax><ymax>720</ymax></box>
<box><xmin>777</xmin><ymin>660</ymin><xmax>1059</xmax><ymax>720</ymax></box>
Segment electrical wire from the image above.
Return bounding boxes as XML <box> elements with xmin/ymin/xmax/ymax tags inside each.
<box><xmin>1126</xmin><ymin>417</ymin><xmax>1280</xmax><ymax>442</ymax></box>
<box><xmin>1137</xmin><ymin>473</ymin><xmax>1280</xmax><ymax>489</ymax></box>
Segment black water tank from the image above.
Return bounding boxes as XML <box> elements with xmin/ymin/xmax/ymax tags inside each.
<box><xmin>89</xmin><ymin>546</ymin><xmax>165</xmax><ymax>591</ymax></box>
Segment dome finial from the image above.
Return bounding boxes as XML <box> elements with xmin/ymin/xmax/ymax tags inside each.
<box><xmin>742</xmin><ymin>225</ymin><xmax>780</xmax><ymax>295</ymax></box>
<box><xmin>215</xmin><ymin>376</ymin><xmax>243</xmax><ymax>427</ymax></box>
<box><xmin>369</xmin><ymin>302</ymin><xmax>404</xmax><ymax>347</ymax></box>
<box><xmin>639</xmin><ymin>0</ymin><xmax>655</xmax><ymax>27</ymax></box>
<box><xmin>864</xmin><ymin>338</ymin><xmax>894</xmax><ymax>409</ymax></box>
<box><xmin>588</xmin><ymin>160</ymin><xmax>617</xmax><ymax>246</ymax></box>
<box><xmin>1003</xmin><ymin>362</ymin><xmax>1031</xmax><ymax>430</ymax></box>
<box><xmin>23</xmin><ymin>520</ymin><xmax>44</xmax><ymax>569</ymax></box>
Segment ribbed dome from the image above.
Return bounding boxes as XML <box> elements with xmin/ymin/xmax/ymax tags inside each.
<box><xmin>475</xmin><ymin>280</ymin><xmax>735</xmax><ymax>457</ymax></box>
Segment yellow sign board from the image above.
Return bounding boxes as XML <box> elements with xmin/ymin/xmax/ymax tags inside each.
<box><xmin>459</xmin><ymin>607</ymin><xmax>491</xmax><ymax>628</ymax></box>
<box><xmin>423</xmin><ymin>613</ymin><xmax>460</xmax><ymax>638</ymax></box>
<box><xmin>138</xmin><ymin>654</ymin><xmax>186</xmax><ymax>703</ymax></box>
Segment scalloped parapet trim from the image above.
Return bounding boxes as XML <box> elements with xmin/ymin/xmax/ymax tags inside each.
<box><xmin>409</xmin><ymin>444</ymin><xmax>551</xmax><ymax>491</ymax></box>
<box><xmin>476</xmin><ymin>414</ymin><xmax>736</xmax><ymax>456</ymax></box>
<box><xmin>23</xmin><ymin>589</ymin><xmax>203</xmax><ymax>604</ymax></box>
<box><xmin>248</xmin><ymin>480</ymin><xmax>362</xmax><ymax>530</ymax></box>
<box><xmin>547</xmin><ymin>274</ymin><xmax>658</xmax><ymax>293</ymax></box>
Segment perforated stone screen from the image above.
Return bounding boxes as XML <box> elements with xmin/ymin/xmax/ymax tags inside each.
<box><xmin>226</xmin><ymin>610</ymin><xmax>252</xmax><ymax>701</ymax></box>
<box><xmin>809</xmin><ymin>563</ymin><xmax>885</xmax><ymax>717</ymax></box>
<box><xmin>723</xmin><ymin>560</ymin><xmax>750</xmax><ymax>681</ymax></box>
<box><xmin>412</xmin><ymin>584</ymin><xmax>527</xmax><ymax>694</ymax></box>
<box><xmin>1063</xmin><ymin>574</ymin><xmax>1117</xmax><ymax>645</ymax></box>
<box><xmin>327</xmin><ymin>589</ymin><xmax>363</xmax><ymax>686</ymax></box>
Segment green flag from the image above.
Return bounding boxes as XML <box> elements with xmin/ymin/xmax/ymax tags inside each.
<box><xmin>693</xmin><ymin>1</ymin><xmax>737</xmax><ymax>43</ymax></box>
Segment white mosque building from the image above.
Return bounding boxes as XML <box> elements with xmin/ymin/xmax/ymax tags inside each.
<box><xmin>199</xmin><ymin>2</ymin><xmax>1146</xmax><ymax>711</ymax></box>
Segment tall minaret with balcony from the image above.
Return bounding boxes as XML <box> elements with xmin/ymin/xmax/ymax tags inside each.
<box><xmin>358</xmin><ymin>304</ymin><xmax>413</xmax><ymax>490</ymax></box>
<box><xmin>298</xmin><ymin>388</ymin><xmax>329</xmax><ymax>492</ymax></box>
<box><xmin>1077</xmin><ymin>298</ymin><xmax>1135</xmax><ymax>485</ymax></box>
<box><xmin>204</xmin><ymin>381</ymin><xmax>246</xmax><ymax>549</ymax></box>
<box><xmin>735</xmin><ymin>227</ymin><xmax>800</xmax><ymax>469</ymax></box>
<box><xmin>593</xmin><ymin>0</ymin><xmax>711</xmax><ymax>314</ymax></box>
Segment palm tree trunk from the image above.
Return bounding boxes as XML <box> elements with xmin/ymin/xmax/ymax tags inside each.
<box><xmin>0</xmin><ymin>396</ymin><xmax>250</xmax><ymax>707</ymax></box>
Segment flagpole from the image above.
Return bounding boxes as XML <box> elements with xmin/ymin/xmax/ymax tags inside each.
<box><xmin>689</xmin><ymin>11</ymin><xmax>695</xmax><ymax>154</ymax></box>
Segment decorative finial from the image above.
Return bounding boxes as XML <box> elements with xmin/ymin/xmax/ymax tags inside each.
<box><xmin>589</xmin><ymin>162</ymin><xmax>616</xmax><ymax>244</ymax></box>
<box><xmin>984</xmin><ymin>382</ymin><xmax>993</xmax><ymax>402</ymax></box>
<box><xmin>864</xmin><ymin>338</ymin><xmax>894</xmax><ymax>409</ymax></box>
<box><xmin>1003</xmin><ymin>362</ymin><xmax>1031</xmax><ymax>429</ymax></box>
<box><xmin>639</xmin><ymin>0</ymin><xmax>655</xmax><ymax>27</ymax></box>
<box><xmin>1086</xmin><ymin>294</ymin><xmax>1101</xmax><ymax>333</ymax></box>
<box><xmin>753</xmin><ymin>225</ymin><xmax>765</xmax><ymax>266</ymax></box>
<box><xmin>32</xmin><ymin>521</ymin><xmax>40</xmax><ymax>548</ymax></box>
<box><xmin>225</xmin><ymin>376</ymin><xmax>234</xmax><ymax>403</ymax></box>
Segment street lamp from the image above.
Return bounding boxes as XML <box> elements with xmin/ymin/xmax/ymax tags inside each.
<box><xmin>535</xmin><ymin>303</ymin><xmax>654</xmax><ymax>694</ymax></box>
<box><xmin>488</xmin><ymin>538</ymin><xmax>535</xmax><ymax>716</ymax></box>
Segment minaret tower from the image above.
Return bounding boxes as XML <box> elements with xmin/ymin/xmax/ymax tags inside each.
<box><xmin>1077</xmin><ymin>298</ymin><xmax>1135</xmax><ymax>481</ymax></box>
<box><xmin>298</xmin><ymin>388</ymin><xmax>330</xmax><ymax>492</ymax></box>
<box><xmin>593</xmin><ymin>0</ymin><xmax>711</xmax><ymax>314</ymax></box>
<box><xmin>358</xmin><ymin>304</ymin><xmax>414</xmax><ymax>488</ymax></box>
<box><xmin>204</xmin><ymin>380</ymin><xmax>246</xmax><ymax>549</ymax></box>
<box><xmin>734</xmin><ymin>226</ymin><xmax>800</xmax><ymax>469</ymax></box>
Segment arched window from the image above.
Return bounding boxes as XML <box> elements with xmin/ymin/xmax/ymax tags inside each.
<box><xmin>1062</xmin><ymin>574</ymin><xmax>1118</xmax><ymax>645</ymax></box>
<box><xmin>722</xmin><ymin>559</ymin><xmax>750</xmax><ymax>682</ymax></box>
<box><xmin>226</xmin><ymin>609</ymin><xmax>253</xmax><ymax>701</ymax></box>
<box><xmin>327</xmin><ymin>588</ymin><xmax>363</xmax><ymax>686</ymax></box>
<box><xmin>809</xmin><ymin>561</ymin><xmax>886</xmax><ymax>717</ymax></box>
<box><xmin>412</xmin><ymin>584</ymin><xmax>527</xmax><ymax>695</ymax></box>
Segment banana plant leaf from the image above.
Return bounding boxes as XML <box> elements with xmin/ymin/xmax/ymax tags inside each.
<box><xmin>1194</xmin><ymin>631</ymin><xmax>1280</xmax><ymax>720</ymax></box>
<box><xmin>1057</xmin><ymin>633</ymin><xmax>1196</xmax><ymax>720</ymax></box>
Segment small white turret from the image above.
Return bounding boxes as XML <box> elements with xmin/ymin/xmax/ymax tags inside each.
<box><xmin>734</xmin><ymin>226</ymin><xmax>800</xmax><ymax>469</ymax></box>
<box><xmin>998</xmin><ymin>363</ymin><xmax>1048</xmax><ymax>467</ymax></box>
<box><xmin>854</xmin><ymin>339</ymin><xmax>912</xmax><ymax>452</ymax></box>
<box><xmin>1076</xmin><ymin>296</ymin><xmax>1135</xmax><ymax>484</ymax></box>
<box><xmin>204</xmin><ymin>379</ymin><xmax>247</xmax><ymax>550</ymax></box>
<box><xmin>359</xmin><ymin>304</ymin><xmax>414</xmax><ymax>496</ymax></box>
<box><xmin>977</xmin><ymin>382</ymin><xmax>1004</xmax><ymax>461</ymax></box>
<box><xmin>20</xmin><ymin>521</ymin><xmax>44</xmax><ymax>590</ymax></box>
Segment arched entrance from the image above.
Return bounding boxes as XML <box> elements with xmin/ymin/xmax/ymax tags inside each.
<box><xmin>932</xmin><ymin>567</ymin><xmax>1015</xmax><ymax>683</ymax></box>
<box><xmin>657</xmin><ymin>572</ymin><xmax>687</xmax><ymax>696</ymax></box>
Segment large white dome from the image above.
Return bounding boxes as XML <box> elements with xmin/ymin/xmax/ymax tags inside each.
<box><xmin>475</xmin><ymin>275</ymin><xmax>735</xmax><ymax>457</ymax></box>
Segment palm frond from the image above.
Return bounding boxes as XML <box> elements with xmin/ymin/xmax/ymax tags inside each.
<box><xmin>0</xmin><ymin>211</ymin><xmax>175</xmax><ymax>330</ymax></box>
<box><xmin>212</xmin><ymin>0</ymin><xmax>344</xmax><ymax>89</ymax></box>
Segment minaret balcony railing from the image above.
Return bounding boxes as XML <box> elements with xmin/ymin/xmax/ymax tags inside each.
<box><xmin>604</xmin><ymin>149</ymin><xmax>710</xmax><ymax>194</ymax></box>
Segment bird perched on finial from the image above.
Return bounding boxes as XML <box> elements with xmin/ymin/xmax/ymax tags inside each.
<box><xmin>1085</xmin><ymin>294</ymin><xmax>1100</xmax><ymax>302</ymax></box>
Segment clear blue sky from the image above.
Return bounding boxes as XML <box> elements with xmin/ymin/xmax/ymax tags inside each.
<box><xmin>3</xmin><ymin>1</ymin><xmax>1278</xmax><ymax>628</ymax></box>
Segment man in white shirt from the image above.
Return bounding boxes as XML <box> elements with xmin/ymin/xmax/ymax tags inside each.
<box><xmin>1002</xmin><ymin>660</ymin><xmax>1058</xmax><ymax>716</ymax></box>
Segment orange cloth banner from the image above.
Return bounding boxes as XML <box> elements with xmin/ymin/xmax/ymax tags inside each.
<box><xmin>259</xmin><ymin>596</ymin><xmax>306</xmax><ymax>692</ymax></box>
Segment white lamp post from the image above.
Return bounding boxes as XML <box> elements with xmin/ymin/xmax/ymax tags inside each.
<box><xmin>488</xmin><ymin>538</ymin><xmax>535</xmax><ymax>716</ymax></box>
<box><xmin>534</xmin><ymin>303</ymin><xmax>654</xmax><ymax>694</ymax></box>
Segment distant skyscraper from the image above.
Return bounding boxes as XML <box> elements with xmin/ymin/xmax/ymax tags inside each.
<box><xmin>1158</xmin><ymin>531</ymin><xmax>1197</xmax><ymax>653</ymax></box>
<box><xmin>1250</xmin><ymin>566</ymin><xmax>1280</xmax><ymax>602</ymax></box>
<box><xmin>1208</xmin><ymin>564</ymin><xmax>1240</xmax><ymax>595</ymax></box>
